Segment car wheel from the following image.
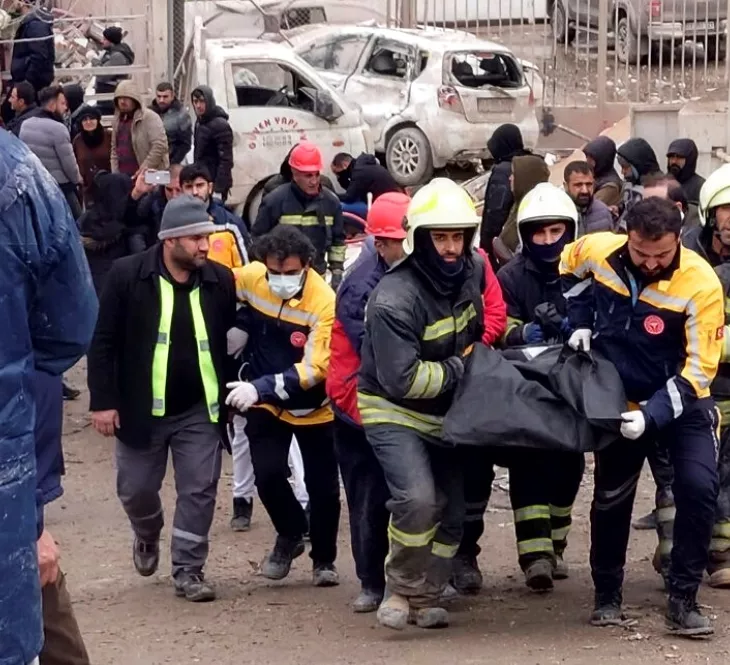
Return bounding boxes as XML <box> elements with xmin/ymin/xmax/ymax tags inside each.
<box><xmin>551</xmin><ymin>1</ymin><xmax>574</xmax><ymax>45</ymax></box>
<box><xmin>385</xmin><ymin>127</ymin><xmax>434</xmax><ymax>188</ymax></box>
<box><xmin>244</xmin><ymin>184</ymin><xmax>265</xmax><ymax>228</ymax></box>
<box><xmin>616</xmin><ymin>15</ymin><xmax>639</xmax><ymax>65</ymax></box>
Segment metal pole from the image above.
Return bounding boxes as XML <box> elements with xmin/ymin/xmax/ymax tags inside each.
<box><xmin>597</xmin><ymin>0</ymin><xmax>609</xmax><ymax>127</ymax></box>
<box><xmin>400</xmin><ymin>0</ymin><xmax>415</xmax><ymax>28</ymax></box>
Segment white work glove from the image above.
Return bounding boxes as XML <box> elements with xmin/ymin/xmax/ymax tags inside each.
<box><xmin>567</xmin><ymin>328</ymin><xmax>592</xmax><ymax>352</ymax></box>
<box><xmin>620</xmin><ymin>411</ymin><xmax>646</xmax><ymax>440</ymax></box>
<box><xmin>226</xmin><ymin>327</ymin><xmax>249</xmax><ymax>358</ymax></box>
<box><xmin>225</xmin><ymin>381</ymin><xmax>259</xmax><ymax>412</ymax></box>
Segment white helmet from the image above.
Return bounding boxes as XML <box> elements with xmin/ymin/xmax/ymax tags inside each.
<box><xmin>403</xmin><ymin>178</ymin><xmax>480</xmax><ymax>255</ymax></box>
<box><xmin>516</xmin><ymin>182</ymin><xmax>578</xmax><ymax>247</ymax></box>
<box><xmin>699</xmin><ymin>163</ymin><xmax>730</xmax><ymax>226</ymax></box>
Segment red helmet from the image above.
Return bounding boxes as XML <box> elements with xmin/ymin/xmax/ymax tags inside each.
<box><xmin>288</xmin><ymin>141</ymin><xmax>323</xmax><ymax>173</ymax></box>
<box><xmin>366</xmin><ymin>192</ymin><xmax>409</xmax><ymax>239</ymax></box>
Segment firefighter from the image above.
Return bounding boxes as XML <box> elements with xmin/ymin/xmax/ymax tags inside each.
<box><xmin>252</xmin><ymin>141</ymin><xmax>346</xmax><ymax>289</ymax></box>
<box><xmin>326</xmin><ymin>192</ymin><xmax>410</xmax><ymax>613</ymax></box>
<box><xmin>358</xmin><ymin>178</ymin><xmax>485</xmax><ymax>630</ymax></box>
<box><xmin>684</xmin><ymin>163</ymin><xmax>730</xmax><ymax>265</ymax></box>
<box><xmin>226</xmin><ymin>226</ymin><xmax>341</xmax><ymax>587</ymax></box>
<box><xmin>561</xmin><ymin>197</ymin><xmax>724</xmax><ymax>637</ymax></box>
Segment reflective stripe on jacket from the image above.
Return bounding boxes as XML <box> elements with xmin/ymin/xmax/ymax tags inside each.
<box><xmin>560</xmin><ymin>232</ymin><xmax>724</xmax><ymax>429</ymax></box>
<box><xmin>233</xmin><ymin>262</ymin><xmax>335</xmax><ymax>425</ymax></box>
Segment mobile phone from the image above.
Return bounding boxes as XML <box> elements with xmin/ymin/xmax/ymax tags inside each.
<box><xmin>144</xmin><ymin>170</ymin><xmax>171</xmax><ymax>186</ymax></box>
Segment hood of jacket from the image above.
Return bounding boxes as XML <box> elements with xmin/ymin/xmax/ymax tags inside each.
<box><xmin>114</xmin><ymin>80</ymin><xmax>143</xmax><ymax>114</ymax></box>
<box><xmin>150</xmin><ymin>97</ymin><xmax>182</xmax><ymax>115</ymax></box>
<box><xmin>353</xmin><ymin>153</ymin><xmax>379</xmax><ymax>171</ymax></box>
<box><xmin>512</xmin><ymin>154</ymin><xmax>550</xmax><ymax>202</ymax></box>
<box><xmin>583</xmin><ymin>136</ymin><xmax>617</xmax><ymax>178</ymax></box>
<box><xmin>106</xmin><ymin>42</ymin><xmax>135</xmax><ymax>65</ymax></box>
<box><xmin>617</xmin><ymin>138</ymin><xmax>661</xmax><ymax>177</ymax></box>
<box><xmin>487</xmin><ymin>123</ymin><xmax>525</xmax><ymax>163</ymax></box>
<box><xmin>19</xmin><ymin>7</ymin><xmax>53</xmax><ymax>29</ymax></box>
<box><xmin>192</xmin><ymin>85</ymin><xmax>229</xmax><ymax>122</ymax></box>
<box><xmin>667</xmin><ymin>138</ymin><xmax>699</xmax><ymax>184</ymax></box>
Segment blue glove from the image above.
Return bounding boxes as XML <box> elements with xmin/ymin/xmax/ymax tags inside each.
<box><xmin>522</xmin><ymin>322</ymin><xmax>545</xmax><ymax>344</ymax></box>
<box><xmin>560</xmin><ymin>317</ymin><xmax>572</xmax><ymax>336</ymax></box>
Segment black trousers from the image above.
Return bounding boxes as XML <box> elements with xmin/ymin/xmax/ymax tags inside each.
<box><xmin>59</xmin><ymin>183</ymin><xmax>82</xmax><ymax>221</ymax></box>
<box><xmin>333</xmin><ymin>416</ymin><xmax>390</xmax><ymax>592</ymax></box>
<box><xmin>246</xmin><ymin>409</ymin><xmax>341</xmax><ymax>565</ymax></box>
<box><xmin>591</xmin><ymin>398</ymin><xmax>719</xmax><ymax>597</ymax></box>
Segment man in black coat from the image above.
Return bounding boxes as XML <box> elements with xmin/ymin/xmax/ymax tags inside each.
<box><xmin>192</xmin><ymin>86</ymin><xmax>233</xmax><ymax>202</ymax></box>
<box><xmin>87</xmin><ymin>194</ymin><xmax>236</xmax><ymax>603</ymax></box>
<box><xmin>10</xmin><ymin>1</ymin><xmax>54</xmax><ymax>93</ymax></box>
<box><xmin>151</xmin><ymin>81</ymin><xmax>193</xmax><ymax>164</ymax></box>
<box><xmin>331</xmin><ymin>152</ymin><xmax>400</xmax><ymax>218</ymax></box>
<box><xmin>667</xmin><ymin>138</ymin><xmax>705</xmax><ymax>206</ymax></box>
<box><xmin>6</xmin><ymin>81</ymin><xmax>40</xmax><ymax>136</ymax></box>
<box><xmin>479</xmin><ymin>123</ymin><xmax>532</xmax><ymax>262</ymax></box>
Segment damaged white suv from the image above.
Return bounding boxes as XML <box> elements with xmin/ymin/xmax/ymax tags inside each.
<box><xmin>292</xmin><ymin>25</ymin><xmax>540</xmax><ymax>187</ymax></box>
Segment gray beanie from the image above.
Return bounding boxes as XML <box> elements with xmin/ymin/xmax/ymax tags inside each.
<box><xmin>158</xmin><ymin>195</ymin><xmax>218</xmax><ymax>240</ymax></box>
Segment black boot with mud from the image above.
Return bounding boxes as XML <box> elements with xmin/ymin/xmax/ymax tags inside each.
<box><xmin>666</xmin><ymin>595</ymin><xmax>714</xmax><ymax>638</ymax></box>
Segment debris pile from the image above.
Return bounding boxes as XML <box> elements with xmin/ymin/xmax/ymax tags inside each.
<box><xmin>53</xmin><ymin>18</ymin><xmax>109</xmax><ymax>84</ymax></box>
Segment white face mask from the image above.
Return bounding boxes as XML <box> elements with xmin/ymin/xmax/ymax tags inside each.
<box><xmin>268</xmin><ymin>271</ymin><xmax>304</xmax><ymax>300</ymax></box>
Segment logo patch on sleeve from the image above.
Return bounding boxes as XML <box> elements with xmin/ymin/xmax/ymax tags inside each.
<box><xmin>643</xmin><ymin>315</ymin><xmax>665</xmax><ymax>335</ymax></box>
<box><xmin>290</xmin><ymin>331</ymin><xmax>307</xmax><ymax>348</ymax></box>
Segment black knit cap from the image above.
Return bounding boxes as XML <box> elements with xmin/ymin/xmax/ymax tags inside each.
<box><xmin>103</xmin><ymin>26</ymin><xmax>124</xmax><ymax>45</ymax></box>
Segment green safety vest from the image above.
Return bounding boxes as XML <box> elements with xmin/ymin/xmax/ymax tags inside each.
<box><xmin>151</xmin><ymin>278</ymin><xmax>220</xmax><ymax>422</ymax></box>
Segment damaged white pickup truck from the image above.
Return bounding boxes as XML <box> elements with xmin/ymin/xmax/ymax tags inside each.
<box><xmin>291</xmin><ymin>25</ymin><xmax>541</xmax><ymax>187</ymax></box>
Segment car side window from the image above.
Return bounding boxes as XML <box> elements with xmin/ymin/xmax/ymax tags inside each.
<box><xmin>364</xmin><ymin>40</ymin><xmax>412</xmax><ymax>79</ymax></box>
<box><xmin>300</xmin><ymin>36</ymin><xmax>369</xmax><ymax>75</ymax></box>
<box><xmin>229</xmin><ymin>61</ymin><xmax>319</xmax><ymax>114</ymax></box>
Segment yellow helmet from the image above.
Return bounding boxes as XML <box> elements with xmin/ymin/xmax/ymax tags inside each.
<box><xmin>516</xmin><ymin>183</ymin><xmax>578</xmax><ymax>247</ymax></box>
<box><xmin>403</xmin><ymin>178</ymin><xmax>480</xmax><ymax>255</ymax></box>
<box><xmin>699</xmin><ymin>164</ymin><xmax>730</xmax><ymax>226</ymax></box>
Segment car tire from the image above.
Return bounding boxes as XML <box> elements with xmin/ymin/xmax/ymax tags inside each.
<box><xmin>385</xmin><ymin>126</ymin><xmax>434</xmax><ymax>188</ymax></box>
<box><xmin>616</xmin><ymin>15</ymin><xmax>639</xmax><ymax>65</ymax></box>
<box><xmin>551</xmin><ymin>1</ymin><xmax>574</xmax><ymax>45</ymax></box>
<box><xmin>244</xmin><ymin>182</ymin><xmax>266</xmax><ymax>228</ymax></box>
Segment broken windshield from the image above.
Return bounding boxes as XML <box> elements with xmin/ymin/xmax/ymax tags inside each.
<box><xmin>446</xmin><ymin>52</ymin><xmax>524</xmax><ymax>89</ymax></box>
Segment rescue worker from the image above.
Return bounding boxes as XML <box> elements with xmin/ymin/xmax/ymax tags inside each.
<box><xmin>563</xmin><ymin>161</ymin><xmax>615</xmax><ymax>234</ymax></box>
<box><xmin>583</xmin><ymin>136</ymin><xmax>622</xmax><ymax>208</ymax></box>
<box><xmin>456</xmin><ymin>184</ymin><xmax>584</xmax><ymax>594</ymax></box>
<box><xmin>88</xmin><ymin>194</ymin><xmax>237</xmax><ymax>602</ymax></box>
<box><xmin>616</xmin><ymin>138</ymin><xmax>663</xmax><ymax>222</ymax></box>
<box><xmin>667</xmin><ymin>138</ymin><xmax>705</xmax><ymax>206</ymax></box>
<box><xmin>226</xmin><ymin>226</ymin><xmax>341</xmax><ymax>587</ymax></box>
<box><xmin>684</xmin><ymin>164</ymin><xmax>730</xmax><ymax>266</ymax></box>
<box><xmin>326</xmin><ymin>192</ymin><xmax>410</xmax><ymax>613</ymax></box>
<box><xmin>561</xmin><ymin>197</ymin><xmax>724</xmax><ymax>636</ymax></box>
<box><xmin>331</xmin><ymin>152</ymin><xmax>401</xmax><ymax>219</ymax></box>
<box><xmin>253</xmin><ymin>142</ymin><xmax>346</xmax><ymax>289</ymax></box>
<box><xmin>358</xmin><ymin>178</ymin><xmax>485</xmax><ymax>630</ymax></box>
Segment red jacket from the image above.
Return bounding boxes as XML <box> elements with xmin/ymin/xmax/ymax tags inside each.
<box><xmin>328</xmin><ymin>244</ymin><xmax>507</xmax><ymax>427</ymax></box>
<box><xmin>479</xmin><ymin>248</ymin><xmax>507</xmax><ymax>345</ymax></box>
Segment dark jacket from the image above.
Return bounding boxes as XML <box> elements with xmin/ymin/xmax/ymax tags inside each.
<box><xmin>578</xmin><ymin>197</ymin><xmax>615</xmax><ymax>235</ymax></box>
<box><xmin>7</xmin><ymin>103</ymin><xmax>42</xmax><ymax>136</ymax></box>
<box><xmin>358</xmin><ymin>253</ymin><xmax>485</xmax><ymax>433</ymax></box>
<box><xmin>0</xmin><ymin>128</ymin><xmax>97</xmax><ymax>665</ymax></box>
<box><xmin>497</xmin><ymin>255</ymin><xmax>564</xmax><ymax>346</ymax></box>
<box><xmin>682</xmin><ymin>224</ymin><xmax>723</xmax><ymax>267</ymax></box>
<box><xmin>583</xmin><ymin>136</ymin><xmax>622</xmax><ymax>207</ymax></box>
<box><xmin>339</xmin><ymin>153</ymin><xmax>400</xmax><ymax>204</ymax></box>
<box><xmin>252</xmin><ymin>181</ymin><xmax>345</xmax><ymax>274</ymax></box>
<box><xmin>480</xmin><ymin>123</ymin><xmax>531</xmax><ymax>251</ymax></box>
<box><xmin>617</xmin><ymin>138</ymin><xmax>662</xmax><ymax>180</ymax></box>
<box><xmin>87</xmin><ymin>245</ymin><xmax>237</xmax><ymax>449</ymax></box>
<box><xmin>263</xmin><ymin>152</ymin><xmax>335</xmax><ymax>196</ymax></box>
<box><xmin>73</xmin><ymin>126</ymin><xmax>113</xmax><ymax>204</ymax></box>
<box><xmin>326</xmin><ymin>240</ymin><xmax>387</xmax><ymax>427</ymax></box>
<box><xmin>11</xmin><ymin>8</ymin><xmax>55</xmax><ymax>91</ymax></box>
<box><xmin>667</xmin><ymin>138</ymin><xmax>706</xmax><ymax>206</ymax></box>
<box><xmin>32</xmin><ymin>370</ymin><xmax>64</xmax><ymax>538</ymax></box>
<box><xmin>192</xmin><ymin>86</ymin><xmax>234</xmax><ymax>196</ymax></box>
<box><xmin>712</xmin><ymin>263</ymin><xmax>730</xmax><ymax>406</ymax></box>
<box><xmin>95</xmin><ymin>42</ymin><xmax>135</xmax><ymax>95</ymax></box>
<box><xmin>151</xmin><ymin>98</ymin><xmax>193</xmax><ymax>164</ymax></box>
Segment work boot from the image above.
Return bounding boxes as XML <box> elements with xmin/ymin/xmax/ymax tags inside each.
<box><xmin>553</xmin><ymin>554</ymin><xmax>569</xmax><ymax>580</ymax></box>
<box><xmin>451</xmin><ymin>554</ymin><xmax>483</xmax><ymax>595</ymax></box>
<box><xmin>173</xmin><ymin>570</ymin><xmax>216</xmax><ymax>602</ymax></box>
<box><xmin>439</xmin><ymin>583</ymin><xmax>459</xmax><ymax>603</ymax></box>
<box><xmin>260</xmin><ymin>536</ymin><xmax>305</xmax><ymax>580</ymax></box>
<box><xmin>590</xmin><ymin>589</ymin><xmax>627</xmax><ymax>626</ymax></box>
<box><xmin>132</xmin><ymin>537</ymin><xmax>159</xmax><ymax>577</ymax></box>
<box><xmin>408</xmin><ymin>607</ymin><xmax>449</xmax><ymax>629</ymax></box>
<box><xmin>525</xmin><ymin>558</ymin><xmax>554</xmax><ymax>592</ymax></box>
<box><xmin>352</xmin><ymin>588</ymin><xmax>384</xmax><ymax>613</ymax></box>
<box><xmin>632</xmin><ymin>510</ymin><xmax>657</xmax><ymax>530</ymax></box>
<box><xmin>377</xmin><ymin>592</ymin><xmax>410</xmax><ymax>630</ymax></box>
<box><xmin>666</xmin><ymin>594</ymin><xmax>714</xmax><ymax>637</ymax></box>
<box><xmin>230</xmin><ymin>497</ymin><xmax>253</xmax><ymax>532</ymax></box>
<box><xmin>312</xmin><ymin>562</ymin><xmax>340</xmax><ymax>587</ymax></box>
<box><xmin>708</xmin><ymin>549</ymin><xmax>730</xmax><ymax>588</ymax></box>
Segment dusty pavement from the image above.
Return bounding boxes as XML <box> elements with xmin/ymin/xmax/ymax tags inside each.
<box><xmin>53</xmin><ymin>362</ymin><xmax>730</xmax><ymax>665</ymax></box>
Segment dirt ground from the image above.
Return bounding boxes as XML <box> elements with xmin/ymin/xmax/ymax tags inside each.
<box><xmin>53</xmin><ymin>363</ymin><xmax>730</xmax><ymax>665</ymax></box>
